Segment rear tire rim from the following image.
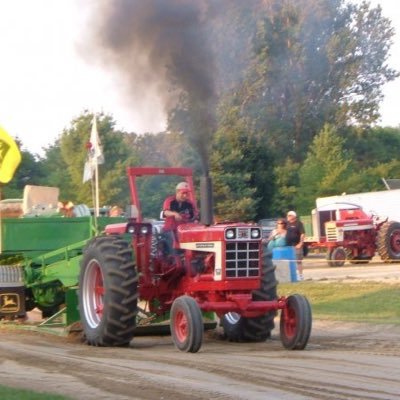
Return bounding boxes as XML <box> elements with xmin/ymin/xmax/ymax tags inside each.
<box><xmin>83</xmin><ymin>259</ymin><xmax>104</xmax><ymax>329</ymax></box>
<box><xmin>224</xmin><ymin>312</ymin><xmax>240</xmax><ymax>325</ymax></box>
<box><xmin>390</xmin><ymin>230</ymin><xmax>400</xmax><ymax>253</ymax></box>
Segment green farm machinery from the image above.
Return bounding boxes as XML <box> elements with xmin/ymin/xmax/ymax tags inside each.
<box><xmin>0</xmin><ymin>212</ymin><xmax>120</xmax><ymax>323</ymax></box>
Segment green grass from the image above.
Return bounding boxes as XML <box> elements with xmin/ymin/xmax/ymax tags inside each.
<box><xmin>279</xmin><ymin>281</ymin><xmax>400</xmax><ymax>324</ymax></box>
<box><xmin>0</xmin><ymin>385</ymin><xmax>70</xmax><ymax>400</ymax></box>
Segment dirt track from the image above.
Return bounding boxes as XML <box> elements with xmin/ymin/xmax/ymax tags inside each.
<box><xmin>1</xmin><ymin>318</ymin><xmax>400</xmax><ymax>400</ymax></box>
<box><xmin>1</xmin><ymin>260</ymin><xmax>399</xmax><ymax>400</ymax></box>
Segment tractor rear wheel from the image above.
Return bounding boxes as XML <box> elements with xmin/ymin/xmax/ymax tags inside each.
<box><xmin>220</xmin><ymin>251</ymin><xmax>277</xmax><ymax>342</ymax></box>
<box><xmin>280</xmin><ymin>294</ymin><xmax>312</xmax><ymax>350</ymax></box>
<box><xmin>376</xmin><ymin>221</ymin><xmax>400</xmax><ymax>262</ymax></box>
<box><xmin>79</xmin><ymin>236</ymin><xmax>138</xmax><ymax>346</ymax></box>
<box><xmin>326</xmin><ymin>247</ymin><xmax>346</xmax><ymax>267</ymax></box>
<box><xmin>170</xmin><ymin>295</ymin><xmax>203</xmax><ymax>353</ymax></box>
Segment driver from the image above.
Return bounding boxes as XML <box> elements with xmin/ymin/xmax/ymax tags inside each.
<box><xmin>160</xmin><ymin>182</ymin><xmax>196</xmax><ymax>255</ymax></box>
<box><xmin>162</xmin><ymin>182</ymin><xmax>195</xmax><ymax>232</ymax></box>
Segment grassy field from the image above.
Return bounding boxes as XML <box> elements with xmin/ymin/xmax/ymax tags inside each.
<box><xmin>0</xmin><ymin>384</ymin><xmax>70</xmax><ymax>400</ymax></box>
<box><xmin>279</xmin><ymin>280</ymin><xmax>400</xmax><ymax>324</ymax></box>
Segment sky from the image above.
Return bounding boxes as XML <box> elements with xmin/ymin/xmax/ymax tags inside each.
<box><xmin>0</xmin><ymin>0</ymin><xmax>399</xmax><ymax>156</ymax></box>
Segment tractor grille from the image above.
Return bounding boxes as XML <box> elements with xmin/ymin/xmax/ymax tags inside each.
<box><xmin>225</xmin><ymin>242</ymin><xmax>260</xmax><ymax>278</ymax></box>
<box><xmin>326</xmin><ymin>225</ymin><xmax>338</xmax><ymax>242</ymax></box>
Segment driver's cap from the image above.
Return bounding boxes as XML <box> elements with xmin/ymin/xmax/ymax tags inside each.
<box><xmin>176</xmin><ymin>182</ymin><xmax>190</xmax><ymax>193</ymax></box>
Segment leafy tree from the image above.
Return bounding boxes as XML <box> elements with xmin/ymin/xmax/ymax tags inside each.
<box><xmin>271</xmin><ymin>158</ymin><xmax>301</xmax><ymax>217</ymax></box>
<box><xmin>135</xmin><ymin>131</ymin><xmax>200</xmax><ymax>171</ymax></box>
<box><xmin>210</xmin><ymin>107</ymin><xmax>274</xmax><ymax>221</ymax></box>
<box><xmin>39</xmin><ymin>141</ymin><xmax>73</xmax><ymax>200</ymax></box>
<box><xmin>1</xmin><ymin>138</ymin><xmax>46</xmax><ymax>199</ymax></box>
<box><xmin>344</xmin><ymin>160</ymin><xmax>400</xmax><ymax>193</ymax></box>
<box><xmin>346</xmin><ymin>126</ymin><xmax>400</xmax><ymax>169</ymax></box>
<box><xmin>236</xmin><ymin>0</ymin><xmax>398</xmax><ymax>161</ymax></box>
<box><xmin>59</xmin><ymin>111</ymin><xmax>140</xmax><ymax>208</ymax></box>
<box><xmin>297</xmin><ymin>124</ymin><xmax>353</xmax><ymax>214</ymax></box>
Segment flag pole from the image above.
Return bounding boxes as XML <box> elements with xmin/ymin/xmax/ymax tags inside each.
<box><xmin>95</xmin><ymin>157</ymin><xmax>100</xmax><ymax>217</ymax></box>
<box><xmin>83</xmin><ymin>115</ymin><xmax>104</xmax><ymax>221</ymax></box>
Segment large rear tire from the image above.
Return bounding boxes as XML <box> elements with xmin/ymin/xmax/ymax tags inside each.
<box><xmin>376</xmin><ymin>221</ymin><xmax>400</xmax><ymax>262</ymax></box>
<box><xmin>79</xmin><ymin>236</ymin><xmax>138</xmax><ymax>346</ymax></box>
<box><xmin>280</xmin><ymin>294</ymin><xmax>312</xmax><ymax>350</ymax></box>
<box><xmin>170</xmin><ymin>296</ymin><xmax>203</xmax><ymax>353</ymax></box>
<box><xmin>220</xmin><ymin>251</ymin><xmax>277</xmax><ymax>342</ymax></box>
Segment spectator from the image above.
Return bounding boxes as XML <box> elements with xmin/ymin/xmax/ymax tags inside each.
<box><xmin>286</xmin><ymin>210</ymin><xmax>305</xmax><ymax>280</ymax></box>
<box><xmin>266</xmin><ymin>219</ymin><xmax>287</xmax><ymax>252</ymax></box>
<box><xmin>109</xmin><ymin>205</ymin><xmax>123</xmax><ymax>217</ymax></box>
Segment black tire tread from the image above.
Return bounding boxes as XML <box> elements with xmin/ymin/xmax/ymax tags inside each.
<box><xmin>221</xmin><ymin>251</ymin><xmax>278</xmax><ymax>342</ymax></box>
<box><xmin>280</xmin><ymin>294</ymin><xmax>312</xmax><ymax>350</ymax></box>
<box><xmin>170</xmin><ymin>295</ymin><xmax>203</xmax><ymax>353</ymax></box>
<box><xmin>79</xmin><ymin>236</ymin><xmax>138</xmax><ymax>347</ymax></box>
<box><xmin>376</xmin><ymin>221</ymin><xmax>400</xmax><ymax>263</ymax></box>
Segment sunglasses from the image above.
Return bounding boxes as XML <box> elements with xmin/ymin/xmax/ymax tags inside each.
<box><xmin>277</xmin><ymin>222</ymin><xmax>285</xmax><ymax>225</ymax></box>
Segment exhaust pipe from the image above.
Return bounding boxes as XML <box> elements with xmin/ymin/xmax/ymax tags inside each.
<box><xmin>200</xmin><ymin>175</ymin><xmax>214</xmax><ymax>226</ymax></box>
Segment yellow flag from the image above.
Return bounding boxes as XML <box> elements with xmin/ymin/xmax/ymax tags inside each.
<box><xmin>0</xmin><ymin>126</ymin><xmax>22</xmax><ymax>184</ymax></box>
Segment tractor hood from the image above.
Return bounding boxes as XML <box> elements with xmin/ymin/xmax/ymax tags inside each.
<box><xmin>177</xmin><ymin>222</ymin><xmax>262</xmax><ymax>243</ymax></box>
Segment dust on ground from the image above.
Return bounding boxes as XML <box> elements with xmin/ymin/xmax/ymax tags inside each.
<box><xmin>0</xmin><ymin>317</ymin><xmax>399</xmax><ymax>400</ymax></box>
<box><xmin>1</xmin><ymin>260</ymin><xmax>399</xmax><ymax>400</ymax></box>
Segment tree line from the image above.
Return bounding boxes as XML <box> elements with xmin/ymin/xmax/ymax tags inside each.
<box><xmin>3</xmin><ymin>0</ymin><xmax>400</xmax><ymax>221</ymax></box>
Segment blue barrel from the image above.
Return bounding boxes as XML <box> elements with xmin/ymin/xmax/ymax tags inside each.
<box><xmin>272</xmin><ymin>246</ymin><xmax>298</xmax><ymax>282</ymax></box>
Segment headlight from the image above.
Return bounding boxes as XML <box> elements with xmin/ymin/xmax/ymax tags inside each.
<box><xmin>127</xmin><ymin>225</ymin><xmax>135</xmax><ymax>234</ymax></box>
<box><xmin>251</xmin><ymin>228</ymin><xmax>261</xmax><ymax>239</ymax></box>
<box><xmin>140</xmin><ymin>225</ymin><xmax>149</xmax><ymax>234</ymax></box>
<box><xmin>225</xmin><ymin>229</ymin><xmax>236</xmax><ymax>240</ymax></box>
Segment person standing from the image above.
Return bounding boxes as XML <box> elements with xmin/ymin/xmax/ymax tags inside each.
<box><xmin>286</xmin><ymin>210</ymin><xmax>305</xmax><ymax>280</ymax></box>
<box><xmin>266</xmin><ymin>219</ymin><xmax>287</xmax><ymax>252</ymax></box>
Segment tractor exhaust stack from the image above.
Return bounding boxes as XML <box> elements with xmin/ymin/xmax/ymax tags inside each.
<box><xmin>200</xmin><ymin>175</ymin><xmax>214</xmax><ymax>226</ymax></box>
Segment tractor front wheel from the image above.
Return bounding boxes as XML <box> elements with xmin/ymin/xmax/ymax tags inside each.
<box><xmin>280</xmin><ymin>294</ymin><xmax>312</xmax><ymax>350</ymax></box>
<box><xmin>170</xmin><ymin>295</ymin><xmax>204</xmax><ymax>353</ymax></box>
<box><xmin>326</xmin><ymin>247</ymin><xmax>346</xmax><ymax>267</ymax></box>
<box><xmin>79</xmin><ymin>236</ymin><xmax>138</xmax><ymax>346</ymax></box>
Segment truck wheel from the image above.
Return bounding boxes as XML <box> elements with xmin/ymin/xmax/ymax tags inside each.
<box><xmin>170</xmin><ymin>295</ymin><xmax>203</xmax><ymax>353</ymax></box>
<box><xmin>326</xmin><ymin>247</ymin><xmax>346</xmax><ymax>267</ymax></box>
<box><xmin>79</xmin><ymin>236</ymin><xmax>138</xmax><ymax>346</ymax></box>
<box><xmin>220</xmin><ymin>252</ymin><xmax>277</xmax><ymax>342</ymax></box>
<box><xmin>280</xmin><ymin>294</ymin><xmax>312</xmax><ymax>350</ymax></box>
<box><xmin>376</xmin><ymin>221</ymin><xmax>400</xmax><ymax>262</ymax></box>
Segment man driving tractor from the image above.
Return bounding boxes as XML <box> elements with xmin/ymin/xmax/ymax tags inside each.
<box><xmin>161</xmin><ymin>181</ymin><xmax>197</xmax><ymax>253</ymax></box>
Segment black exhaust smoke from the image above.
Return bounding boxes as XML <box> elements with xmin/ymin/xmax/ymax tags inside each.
<box><xmin>82</xmin><ymin>0</ymin><xmax>226</xmax><ymax>221</ymax></box>
<box><xmin>200</xmin><ymin>175</ymin><xmax>214</xmax><ymax>226</ymax></box>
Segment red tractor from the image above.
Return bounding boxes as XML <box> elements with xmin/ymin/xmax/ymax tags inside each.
<box><xmin>306</xmin><ymin>202</ymin><xmax>400</xmax><ymax>267</ymax></box>
<box><xmin>78</xmin><ymin>167</ymin><xmax>312</xmax><ymax>352</ymax></box>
